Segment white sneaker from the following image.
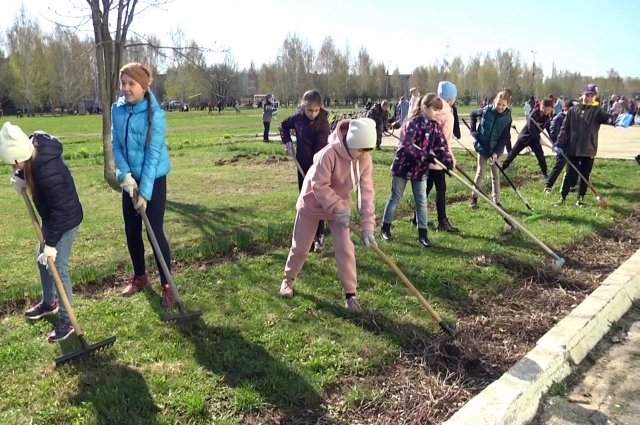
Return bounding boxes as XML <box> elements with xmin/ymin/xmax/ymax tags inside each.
<box><xmin>279</xmin><ymin>278</ymin><xmax>294</xmax><ymax>298</ymax></box>
<box><xmin>345</xmin><ymin>296</ymin><xmax>363</xmax><ymax>313</ymax></box>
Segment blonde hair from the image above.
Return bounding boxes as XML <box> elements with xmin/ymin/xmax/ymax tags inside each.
<box><xmin>406</xmin><ymin>93</ymin><xmax>443</xmax><ymax>121</ymax></box>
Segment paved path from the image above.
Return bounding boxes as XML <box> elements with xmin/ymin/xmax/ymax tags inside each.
<box><xmin>380</xmin><ymin>118</ymin><xmax>640</xmax><ymax>160</ymax></box>
<box><xmin>534</xmin><ymin>306</ymin><xmax>640</xmax><ymax>425</ymax></box>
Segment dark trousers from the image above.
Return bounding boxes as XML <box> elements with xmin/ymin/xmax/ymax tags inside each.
<box><xmin>427</xmin><ymin>169</ymin><xmax>447</xmax><ymax>222</ymax></box>
<box><xmin>501</xmin><ymin>137</ymin><xmax>547</xmax><ymax>175</ymax></box>
<box><xmin>122</xmin><ymin>176</ymin><xmax>171</xmax><ymax>285</ymax></box>
<box><xmin>297</xmin><ymin>168</ymin><xmax>325</xmax><ymax>239</ymax></box>
<box><xmin>561</xmin><ymin>156</ymin><xmax>594</xmax><ymax>198</ymax></box>
<box><xmin>376</xmin><ymin>127</ymin><xmax>382</xmax><ymax>148</ymax></box>
<box><xmin>263</xmin><ymin>122</ymin><xmax>271</xmax><ymax>141</ymax></box>
<box><xmin>546</xmin><ymin>154</ymin><xmax>567</xmax><ymax>188</ymax></box>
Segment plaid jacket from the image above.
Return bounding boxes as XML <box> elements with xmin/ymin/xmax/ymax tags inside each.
<box><xmin>390</xmin><ymin>115</ymin><xmax>453</xmax><ymax>180</ymax></box>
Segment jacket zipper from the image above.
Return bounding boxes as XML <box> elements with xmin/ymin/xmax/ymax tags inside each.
<box><xmin>124</xmin><ymin>105</ymin><xmax>133</xmax><ymax>162</ymax></box>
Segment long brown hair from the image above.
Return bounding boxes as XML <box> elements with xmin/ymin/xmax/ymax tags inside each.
<box><xmin>406</xmin><ymin>93</ymin><xmax>443</xmax><ymax>121</ymax></box>
<box><xmin>494</xmin><ymin>88</ymin><xmax>512</xmax><ymax>105</ymax></box>
<box><xmin>300</xmin><ymin>89</ymin><xmax>328</xmax><ymax>125</ymax></box>
<box><xmin>22</xmin><ymin>155</ymin><xmax>36</xmax><ymax>195</ymax></box>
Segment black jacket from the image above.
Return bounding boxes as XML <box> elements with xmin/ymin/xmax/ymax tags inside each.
<box><xmin>279</xmin><ymin>110</ymin><xmax>330</xmax><ymax>171</ymax></box>
<box><xmin>549</xmin><ymin>112</ymin><xmax>566</xmax><ymax>143</ymax></box>
<box><xmin>556</xmin><ymin>104</ymin><xmax>613</xmax><ymax>157</ymax></box>
<box><xmin>519</xmin><ymin>108</ymin><xmax>552</xmax><ymax>143</ymax></box>
<box><xmin>452</xmin><ymin>105</ymin><xmax>461</xmax><ymax>139</ymax></box>
<box><xmin>31</xmin><ymin>132</ymin><xmax>83</xmax><ymax>247</ymax></box>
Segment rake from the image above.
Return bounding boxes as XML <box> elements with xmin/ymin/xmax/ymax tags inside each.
<box><xmin>21</xmin><ymin>190</ymin><xmax>116</xmax><ymax>367</ymax></box>
<box><xmin>133</xmin><ymin>191</ymin><xmax>202</xmax><ymax>324</ymax></box>
<box><xmin>349</xmin><ymin>224</ymin><xmax>456</xmax><ymax>336</ymax></box>
<box><xmin>530</xmin><ymin>119</ymin><xmax>610</xmax><ymax>208</ymax></box>
<box><xmin>435</xmin><ymin>160</ymin><xmax>565</xmax><ymax>271</ymax></box>
<box><xmin>460</xmin><ymin>119</ymin><xmax>545</xmax><ymax>222</ymax></box>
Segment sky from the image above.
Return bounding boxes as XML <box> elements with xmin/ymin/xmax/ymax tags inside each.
<box><xmin>1</xmin><ymin>0</ymin><xmax>639</xmax><ymax>78</ymax></box>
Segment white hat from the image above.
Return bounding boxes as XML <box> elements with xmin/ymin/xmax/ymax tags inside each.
<box><xmin>346</xmin><ymin>118</ymin><xmax>376</xmax><ymax>150</ymax></box>
<box><xmin>0</xmin><ymin>122</ymin><xmax>33</xmax><ymax>164</ymax></box>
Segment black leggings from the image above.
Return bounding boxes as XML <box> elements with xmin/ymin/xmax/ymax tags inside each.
<box><xmin>427</xmin><ymin>169</ymin><xmax>447</xmax><ymax>222</ymax></box>
<box><xmin>546</xmin><ymin>154</ymin><xmax>567</xmax><ymax>188</ymax></box>
<box><xmin>263</xmin><ymin>122</ymin><xmax>271</xmax><ymax>141</ymax></box>
<box><xmin>297</xmin><ymin>166</ymin><xmax>325</xmax><ymax>239</ymax></box>
<box><xmin>561</xmin><ymin>156</ymin><xmax>594</xmax><ymax>198</ymax></box>
<box><xmin>501</xmin><ymin>137</ymin><xmax>547</xmax><ymax>175</ymax></box>
<box><xmin>122</xmin><ymin>176</ymin><xmax>171</xmax><ymax>285</ymax></box>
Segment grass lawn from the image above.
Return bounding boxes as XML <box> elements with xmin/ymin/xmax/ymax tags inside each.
<box><xmin>0</xmin><ymin>111</ymin><xmax>637</xmax><ymax>424</ymax></box>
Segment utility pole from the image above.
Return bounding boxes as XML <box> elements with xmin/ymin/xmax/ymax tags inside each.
<box><xmin>531</xmin><ymin>50</ymin><xmax>537</xmax><ymax>96</ymax></box>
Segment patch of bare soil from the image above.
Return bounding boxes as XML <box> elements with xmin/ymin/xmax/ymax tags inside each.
<box><xmin>319</xmin><ymin>209</ymin><xmax>640</xmax><ymax>424</ymax></box>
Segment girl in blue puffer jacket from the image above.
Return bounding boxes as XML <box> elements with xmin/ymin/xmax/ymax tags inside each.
<box><xmin>111</xmin><ymin>62</ymin><xmax>175</xmax><ymax>307</ymax></box>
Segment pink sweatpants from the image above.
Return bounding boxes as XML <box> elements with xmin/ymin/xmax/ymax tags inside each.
<box><xmin>284</xmin><ymin>212</ymin><xmax>357</xmax><ymax>293</ymax></box>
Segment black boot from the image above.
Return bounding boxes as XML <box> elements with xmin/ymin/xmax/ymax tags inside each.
<box><xmin>381</xmin><ymin>223</ymin><xmax>393</xmax><ymax>241</ymax></box>
<box><xmin>469</xmin><ymin>196</ymin><xmax>478</xmax><ymax>209</ymax></box>
<box><xmin>437</xmin><ymin>218</ymin><xmax>459</xmax><ymax>233</ymax></box>
<box><xmin>418</xmin><ymin>228</ymin><xmax>431</xmax><ymax>248</ymax></box>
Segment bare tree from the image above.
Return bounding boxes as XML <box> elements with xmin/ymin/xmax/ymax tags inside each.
<box><xmin>6</xmin><ymin>5</ymin><xmax>45</xmax><ymax>116</ymax></box>
<box><xmin>209</xmin><ymin>53</ymin><xmax>240</xmax><ymax>102</ymax></box>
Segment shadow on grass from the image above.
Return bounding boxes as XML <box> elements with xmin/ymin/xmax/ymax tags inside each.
<box><xmin>67</xmin><ymin>358</ymin><xmax>159</xmax><ymax>425</ymax></box>
<box><xmin>142</xmin><ymin>289</ymin><xmax>326</xmax><ymax>422</ymax></box>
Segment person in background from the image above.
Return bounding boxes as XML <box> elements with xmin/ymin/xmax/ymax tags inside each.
<box><xmin>262</xmin><ymin>93</ymin><xmax>274</xmax><ymax>142</ymax></box>
<box><xmin>408</xmin><ymin>87</ymin><xmax>421</xmax><ymax>113</ymax></box>
<box><xmin>545</xmin><ymin>99</ymin><xmax>578</xmax><ymax>193</ymax></box>
<box><xmin>365</xmin><ymin>100</ymin><xmax>390</xmax><ymax>150</ymax></box>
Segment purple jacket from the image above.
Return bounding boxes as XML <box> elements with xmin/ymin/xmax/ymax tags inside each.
<box><xmin>280</xmin><ymin>111</ymin><xmax>330</xmax><ymax>171</ymax></box>
<box><xmin>390</xmin><ymin>115</ymin><xmax>453</xmax><ymax>181</ymax></box>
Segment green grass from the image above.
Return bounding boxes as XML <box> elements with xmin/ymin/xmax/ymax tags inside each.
<box><xmin>0</xmin><ymin>112</ymin><xmax>637</xmax><ymax>424</ymax></box>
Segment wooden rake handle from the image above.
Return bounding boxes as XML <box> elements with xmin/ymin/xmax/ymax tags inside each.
<box><xmin>348</xmin><ymin>224</ymin><xmax>445</xmax><ymax>324</ymax></box>
<box><xmin>21</xmin><ymin>190</ymin><xmax>83</xmax><ymax>335</ymax></box>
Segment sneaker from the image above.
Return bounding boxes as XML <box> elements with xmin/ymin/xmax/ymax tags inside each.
<box><xmin>122</xmin><ymin>274</ymin><xmax>150</xmax><ymax>296</ymax></box>
<box><xmin>313</xmin><ymin>234</ymin><xmax>325</xmax><ymax>253</ymax></box>
<box><xmin>543</xmin><ymin>187</ymin><xmax>552</xmax><ymax>194</ymax></box>
<box><xmin>161</xmin><ymin>284</ymin><xmax>177</xmax><ymax>307</ymax></box>
<box><xmin>554</xmin><ymin>198</ymin><xmax>566</xmax><ymax>207</ymax></box>
<box><xmin>469</xmin><ymin>196</ymin><xmax>478</xmax><ymax>209</ymax></box>
<box><xmin>279</xmin><ymin>278</ymin><xmax>294</xmax><ymax>298</ymax></box>
<box><xmin>345</xmin><ymin>296</ymin><xmax>363</xmax><ymax>313</ymax></box>
<box><xmin>25</xmin><ymin>300</ymin><xmax>58</xmax><ymax>320</ymax></box>
<box><xmin>48</xmin><ymin>320</ymin><xmax>74</xmax><ymax>343</ymax></box>
<box><xmin>576</xmin><ymin>196</ymin><xmax>587</xmax><ymax>208</ymax></box>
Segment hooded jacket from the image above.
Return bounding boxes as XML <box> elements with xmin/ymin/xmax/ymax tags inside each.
<box><xmin>279</xmin><ymin>110</ymin><xmax>330</xmax><ymax>171</ymax></box>
<box><xmin>518</xmin><ymin>106</ymin><xmax>552</xmax><ymax>143</ymax></box>
<box><xmin>556</xmin><ymin>103</ymin><xmax>613</xmax><ymax>157</ymax></box>
<box><xmin>430</xmin><ymin>100</ymin><xmax>457</xmax><ymax>170</ymax></box>
<box><xmin>111</xmin><ymin>92</ymin><xmax>170</xmax><ymax>200</ymax></box>
<box><xmin>296</xmin><ymin>120</ymin><xmax>376</xmax><ymax>231</ymax></box>
<box><xmin>30</xmin><ymin>132</ymin><xmax>83</xmax><ymax>247</ymax></box>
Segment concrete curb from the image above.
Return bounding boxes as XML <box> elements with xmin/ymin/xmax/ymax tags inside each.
<box><xmin>443</xmin><ymin>248</ymin><xmax>640</xmax><ymax>425</ymax></box>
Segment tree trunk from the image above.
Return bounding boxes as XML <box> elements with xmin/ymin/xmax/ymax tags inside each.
<box><xmin>95</xmin><ymin>34</ymin><xmax>119</xmax><ymax>190</ymax></box>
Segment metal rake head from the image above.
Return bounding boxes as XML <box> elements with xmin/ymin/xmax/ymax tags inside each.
<box><xmin>55</xmin><ymin>336</ymin><xmax>116</xmax><ymax>367</ymax></box>
<box><xmin>162</xmin><ymin>310</ymin><xmax>203</xmax><ymax>325</ymax></box>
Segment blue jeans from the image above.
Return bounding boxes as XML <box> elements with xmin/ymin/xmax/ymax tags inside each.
<box><xmin>39</xmin><ymin>223</ymin><xmax>78</xmax><ymax>322</ymax></box>
<box><xmin>382</xmin><ymin>176</ymin><xmax>428</xmax><ymax>228</ymax></box>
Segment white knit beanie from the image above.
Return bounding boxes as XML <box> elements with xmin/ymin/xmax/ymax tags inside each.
<box><xmin>0</xmin><ymin>122</ymin><xmax>33</xmax><ymax>164</ymax></box>
<box><xmin>346</xmin><ymin>118</ymin><xmax>377</xmax><ymax>150</ymax></box>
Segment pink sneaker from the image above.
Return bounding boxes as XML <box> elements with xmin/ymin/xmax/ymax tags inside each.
<box><xmin>279</xmin><ymin>278</ymin><xmax>294</xmax><ymax>298</ymax></box>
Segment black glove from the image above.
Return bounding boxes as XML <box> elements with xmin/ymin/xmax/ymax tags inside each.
<box><xmin>424</xmin><ymin>153</ymin><xmax>436</xmax><ymax>164</ymax></box>
<box><xmin>445</xmin><ymin>161</ymin><xmax>454</xmax><ymax>171</ymax></box>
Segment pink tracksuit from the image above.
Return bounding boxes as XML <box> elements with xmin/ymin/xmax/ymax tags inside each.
<box><xmin>284</xmin><ymin>120</ymin><xmax>376</xmax><ymax>293</ymax></box>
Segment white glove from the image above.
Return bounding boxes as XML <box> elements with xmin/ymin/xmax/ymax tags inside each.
<box><xmin>37</xmin><ymin>245</ymin><xmax>57</xmax><ymax>268</ymax></box>
<box><xmin>335</xmin><ymin>210</ymin><xmax>350</xmax><ymax>228</ymax></box>
<box><xmin>120</xmin><ymin>173</ymin><xmax>138</xmax><ymax>198</ymax></box>
<box><xmin>134</xmin><ymin>194</ymin><xmax>148</xmax><ymax>211</ymax></box>
<box><xmin>285</xmin><ymin>141</ymin><xmax>294</xmax><ymax>156</ymax></box>
<box><xmin>361</xmin><ymin>230</ymin><xmax>377</xmax><ymax>248</ymax></box>
<box><xmin>10</xmin><ymin>175</ymin><xmax>26</xmax><ymax>194</ymax></box>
